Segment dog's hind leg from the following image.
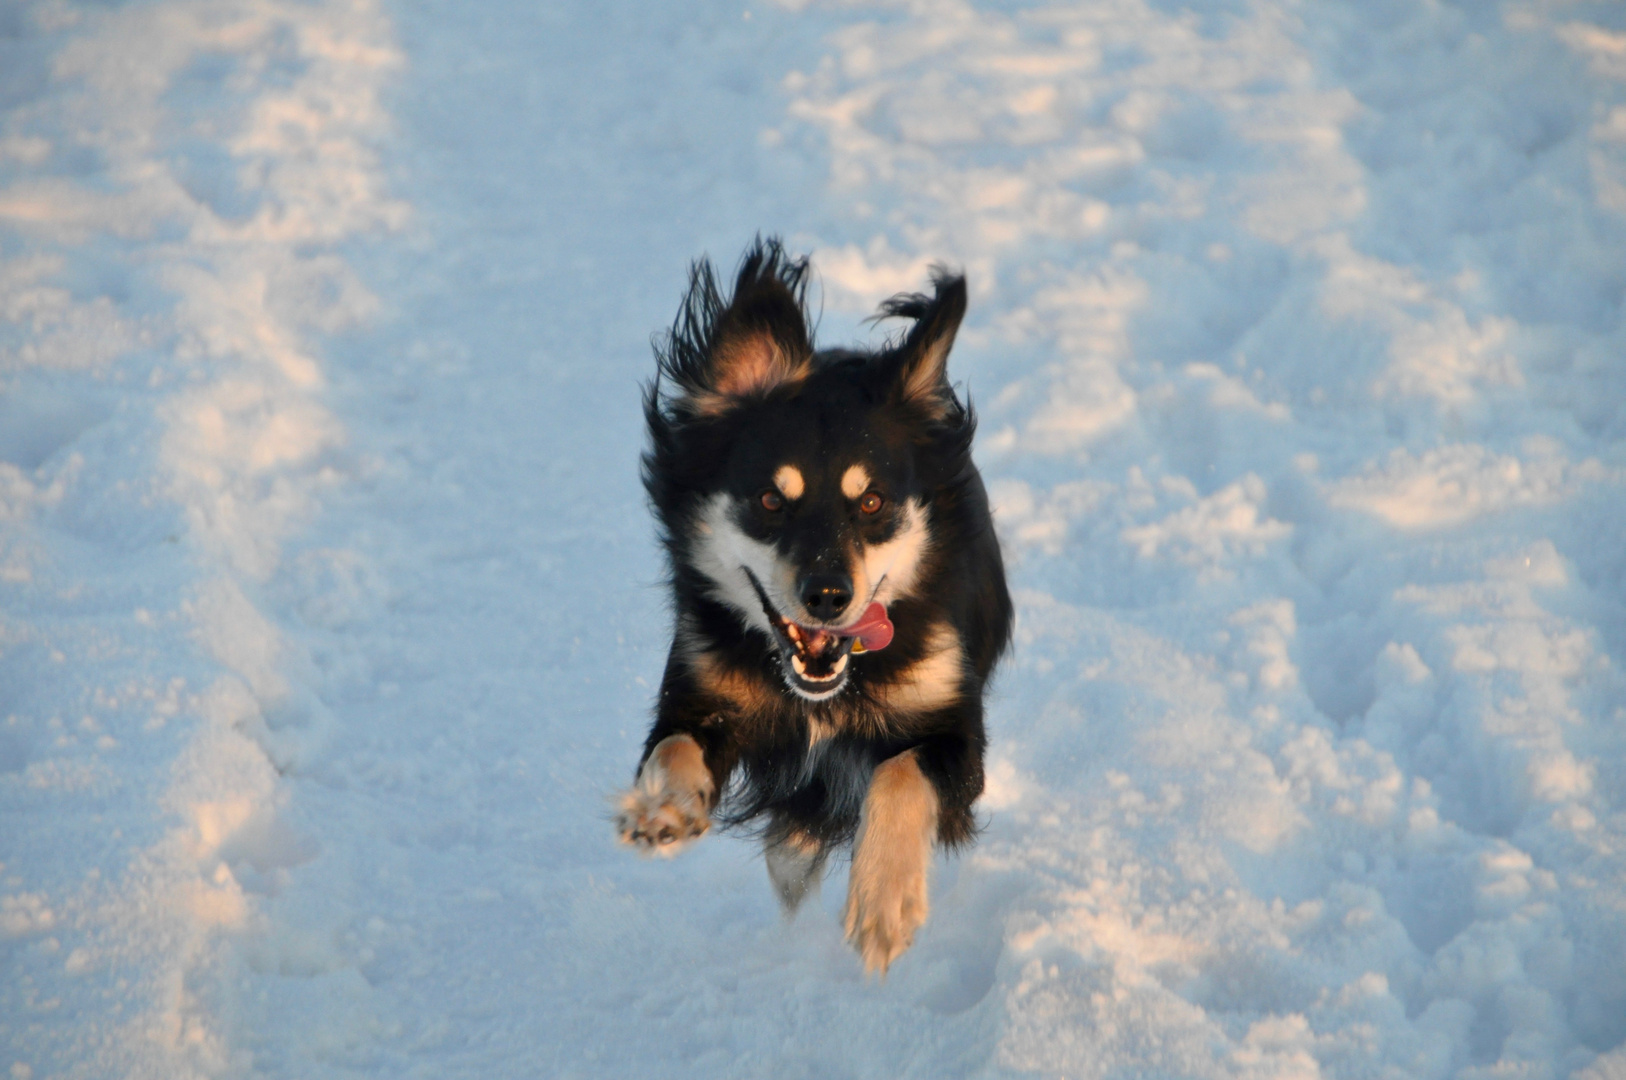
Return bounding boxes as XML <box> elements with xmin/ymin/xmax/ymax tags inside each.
<box><xmin>764</xmin><ymin>828</ymin><xmax>828</xmax><ymax>914</ymax></box>
<box><xmin>843</xmin><ymin>748</ymin><xmax>939</xmax><ymax>975</ymax></box>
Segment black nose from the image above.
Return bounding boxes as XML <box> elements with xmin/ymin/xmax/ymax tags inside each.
<box><xmin>800</xmin><ymin>573</ymin><xmax>853</xmax><ymax>621</ymax></box>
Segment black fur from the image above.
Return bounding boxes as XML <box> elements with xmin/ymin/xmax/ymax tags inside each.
<box><xmin>635</xmin><ymin>238</ymin><xmax>1012</xmax><ymax>852</ymax></box>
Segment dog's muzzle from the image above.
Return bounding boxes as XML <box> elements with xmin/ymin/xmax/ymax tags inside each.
<box><xmin>742</xmin><ymin>568</ymin><xmax>893</xmax><ymax>700</ymax></box>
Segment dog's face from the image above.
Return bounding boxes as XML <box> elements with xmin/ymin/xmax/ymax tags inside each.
<box><xmin>648</xmin><ymin>246</ymin><xmax>971</xmax><ymax>702</ymax></box>
<box><xmin>689</xmin><ymin>374</ymin><xmax>934</xmax><ymax>700</ymax></box>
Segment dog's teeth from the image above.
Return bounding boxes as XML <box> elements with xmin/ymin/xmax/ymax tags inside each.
<box><xmin>790</xmin><ymin>654</ymin><xmax>806</xmax><ymax>675</ymax></box>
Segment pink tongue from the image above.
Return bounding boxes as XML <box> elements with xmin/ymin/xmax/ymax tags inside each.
<box><xmin>846</xmin><ymin>602</ymin><xmax>894</xmax><ymax>652</ymax></box>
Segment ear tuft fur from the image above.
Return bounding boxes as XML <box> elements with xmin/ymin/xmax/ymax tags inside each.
<box><xmin>876</xmin><ymin>267</ymin><xmax>967</xmax><ymax>419</ymax></box>
<box><xmin>653</xmin><ymin>237</ymin><xmax>814</xmax><ymax>418</ymax></box>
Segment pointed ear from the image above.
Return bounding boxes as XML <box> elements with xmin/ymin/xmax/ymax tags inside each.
<box><xmin>657</xmin><ymin>239</ymin><xmax>814</xmax><ymax>417</ymax></box>
<box><xmin>878</xmin><ymin>268</ymin><xmax>967</xmax><ymax>419</ymax></box>
<box><xmin>706</xmin><ymin>312</ymin><xmax>809</xmax><ymax>402</ymax></box>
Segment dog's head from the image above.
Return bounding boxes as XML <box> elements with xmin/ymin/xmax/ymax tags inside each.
<box><xmin>645</xmin><ymin>240</ymin><xmax>974</xmax><ymax>701</ymax></box>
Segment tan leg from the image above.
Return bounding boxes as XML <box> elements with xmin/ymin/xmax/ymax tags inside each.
<box><xmin>764</xmin><ymin>829</ymin><xmax>828</xmax><ymax>914</ymax></box>
<box><xmin>615</xmin><ymin>734</ymin><xmax>713</xmax><ymax>857</ymax></box>
<box><xmin>843</xmin><ymin>749</ymin><xmax>939</xmax><ymax>975</ymax></box>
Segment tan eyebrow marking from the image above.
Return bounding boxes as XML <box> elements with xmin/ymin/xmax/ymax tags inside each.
<box><xmin>841</xmin><ymin>464</ymin><xmax>871</xmax><ymax>500</ymax></box>
<box><xmin>774</xmin><ymin>465</ymin><xmax>805</xmax><ymax>500</ymax></box>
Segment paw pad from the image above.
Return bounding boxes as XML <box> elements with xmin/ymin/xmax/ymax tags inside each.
<box><xmin>615</xmin><ymin>788</ymin><xmax>710</xmax><ymax>856</ymax></box>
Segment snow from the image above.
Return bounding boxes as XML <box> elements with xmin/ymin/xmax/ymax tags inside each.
<box><xmin>3</xmin><ymin>0</ymin><xmax>1625</xmax><ymax>1076</ymax></box>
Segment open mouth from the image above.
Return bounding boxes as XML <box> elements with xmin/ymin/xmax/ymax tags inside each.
<box><xmin>742</xmin><ymin>569</ymin><xmax>893</xmax><ymax>700</ymax></box>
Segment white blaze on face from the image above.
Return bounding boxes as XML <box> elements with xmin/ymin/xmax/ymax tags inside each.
<box><xmin>691</xmin><ymin>492</ymin><xmax>796</xmax><ymax>633</ymax></box>
<box><xmin>841</xmin><ymin>464</ymin><xmax>871</xmax><ymax>500</ymax></box>
<box><xmin>692</xmin><ymin>487</ymin><xmax>932</xmax><ymax>636</ymax></box>
<box><xmin>774</xmin><ymin>464</ymin><xmax>805</xmax><ymax>501</ymax></box>
<box><xmin>853</xmin><ymin>497</ymin><xmax>931</xmax><ymax>613</ymax></box>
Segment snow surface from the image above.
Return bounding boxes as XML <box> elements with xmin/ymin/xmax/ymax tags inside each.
<box><xmin>3</xmin><ymin>0</ymin><xmax>1626</xmax><ymax>1076</ymax></box>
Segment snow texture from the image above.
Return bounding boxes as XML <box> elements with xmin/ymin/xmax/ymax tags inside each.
<box><xmin>2</xmin><ymin>0</ymin><xmax>1625</xmax><ymax>1076</ymax></box>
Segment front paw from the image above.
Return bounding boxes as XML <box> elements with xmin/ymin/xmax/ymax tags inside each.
<box><xmin>842</xmin><ymin>748</ymin><xmax>938</xmax><ymax>975</ymax></box>
<box><xmin>614</xmin><ymin>734</ymin><xmax>714</xmax><ymax>857</ymax></box>
<box><xmin>615</xmin><ymin>784</ymin><xmax>710</xmax><ymax>855</ymax></box>
<box><xmin>843</xmin><ymin>854</ymin><xmax>929</xmax><ymax>975</ymax></box>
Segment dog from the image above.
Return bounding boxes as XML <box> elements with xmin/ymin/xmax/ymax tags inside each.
<box><xmin>615</xmin><ymin>238</ymin><xmax>1012</xmax><ymax>974</ymax></box>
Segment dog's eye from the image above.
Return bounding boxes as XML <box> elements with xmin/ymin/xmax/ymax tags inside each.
<box><xmin>760</xmin><ymin>490</ymin><xmax>785</xmax><ymax>512</ymax></box>
<box><xmin>859</xmin><ymin>491</ymin><xmax>884</xmax><ymax>515</ymax></box>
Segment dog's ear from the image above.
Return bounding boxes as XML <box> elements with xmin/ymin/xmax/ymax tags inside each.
<box><xmin>658</xmin><ymin>239</ymin><xmax>813</xmax><ymax>417</ymax></box>
<box><xmin>877</xmin><ymin>269</ymin><xmax>967</xmax><ymax>420</ymax></box>
<box><xmin>706</xmin><ymin>255</ymin><xmax>813</xmax><ymax>401</ymax></box>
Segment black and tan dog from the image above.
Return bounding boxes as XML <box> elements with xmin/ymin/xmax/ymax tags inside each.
<box><xmin>616</xmin><ymin>239</ymin><xmax>1012</xmax><ymax>974</ymax></box>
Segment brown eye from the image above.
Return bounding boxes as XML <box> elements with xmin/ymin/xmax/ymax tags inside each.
<box><xmin>859</xmin><ymin>491</ymin><xmax>884</xmax><ymax>515</ymax></box>
<box><xmin>760</xmin><ymin>490</ymin><xmax>784</xmax><ymax>511</ymax></box>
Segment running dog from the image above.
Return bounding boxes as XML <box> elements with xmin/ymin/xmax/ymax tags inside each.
<box><xmin>616</xmin><ymin>239</ymin><xmax>1012</xmax><ymax>974</ymax></box>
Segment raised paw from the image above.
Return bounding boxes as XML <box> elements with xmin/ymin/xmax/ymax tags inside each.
<box><xmin>614</xmin><ymin>734</ymin><xmax>714</xmax><ymax>857</ymax></box>
<box><xmin>616</xmin><ymin>784</ymin><xmax>710</xmax><ymax>854</ymax></box>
